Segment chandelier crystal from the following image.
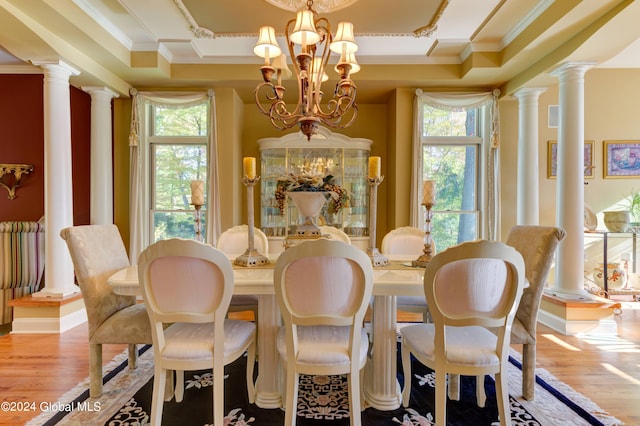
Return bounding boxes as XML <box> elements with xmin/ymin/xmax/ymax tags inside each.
<box><xmin>254</xmin><ymin>0</ymin><xmax>359</xmax><ymax>140</ymax></box>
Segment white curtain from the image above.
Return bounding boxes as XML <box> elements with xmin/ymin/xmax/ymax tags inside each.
<box><xmin>127</xmin><ymin>90</ymin><xmax>221</xmax><ymax>263</ymax></box>
<box><xmin>410</xmin><ymin>89</ymin><xmax>501</xmax><ymax>240</ymax></box>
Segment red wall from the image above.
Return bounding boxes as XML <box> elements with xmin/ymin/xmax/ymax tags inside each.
<box><xmin>0</xmin><ymin>74</ymin><xmax>91</xmax><ymax>224</ymax></box>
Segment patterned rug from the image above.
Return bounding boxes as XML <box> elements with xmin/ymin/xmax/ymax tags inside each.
<box><xmin>27</xmin><ymin>343</ymin><xmax>622</xmax><ymax>426</ymax></box>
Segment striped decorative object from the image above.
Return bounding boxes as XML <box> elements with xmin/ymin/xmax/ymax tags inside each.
<box><xmin>0</xmin><ymin>221</ymin><xmax>45</xmax><ymax>325</ymax></box>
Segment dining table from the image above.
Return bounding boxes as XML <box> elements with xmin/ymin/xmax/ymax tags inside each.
<box><xmin>107</xmin><ymin>253</ymin><xmax>426</xmax><ymax>411</ymax></box>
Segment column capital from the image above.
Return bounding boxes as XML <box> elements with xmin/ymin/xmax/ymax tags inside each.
<box><xmin>82</xmin><ymin>86</ymin><xmax>119</xmax><ymax>99</ymax></box>
<box><xmin>30</xmin><ymin>59</ymin><xmax>80</xmax><ymax>77</ymax></box>
<box><xmin>550</xmin><ymin>61</ymin><xmax>596</xmax><ymax>78</ymax></box>
<box><xmin>513</xmin><ymin>87</ymin><xmax>546</xmax><ymax>99</ymax></box>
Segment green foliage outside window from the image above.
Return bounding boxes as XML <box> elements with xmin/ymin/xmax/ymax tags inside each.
<box><xmin>150</xmin><ymin>102</ymin><xmax>209</xmax><ymax>242</ymax></box>
<box><xmin>421</xmin><ymin>105</ymin><xmax>478</xmax><ymax>251</ymax></box>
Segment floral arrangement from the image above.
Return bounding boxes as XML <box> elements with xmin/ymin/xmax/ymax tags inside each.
<box><xmin>275</xmin><ymin>171</ymin><xmax>348</xmax><ymax>215</ymax></box>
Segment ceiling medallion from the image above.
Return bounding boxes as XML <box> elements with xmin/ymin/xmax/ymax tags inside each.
<box><xmin>264</xmin><ymin>0</ymin><xmax>359</xmax><ymax>13</ymax></box>
<box><xmin>254</xmin><ymin>0</ymin><xmax>359</xmax><ymax>140</ymax></box>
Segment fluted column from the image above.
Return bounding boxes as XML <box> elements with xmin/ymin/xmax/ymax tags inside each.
<box><xmin>551</xmin><ymin>62</ymin><xmax>595</xmax><ymax>295</ymax></box>
<box><xmin>32</xmin><ymin>60</ymin><xmax>81</xmax><ymax>297</ymax></box>
<box><xmin>514</xmin><ymin>88</ymin><xmax>546</xmax><ymax>225</ymax></box>
<box><xmin>82</xmin><ymin>87</ymin><xmax>118</xmax><ymax>225</ymax></box>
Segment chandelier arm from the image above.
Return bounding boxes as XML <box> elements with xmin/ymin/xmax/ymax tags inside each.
<box><xmin>317</xmin><ymin>104</ymin><xmax>358</xmax><ymax>129</ymax></box>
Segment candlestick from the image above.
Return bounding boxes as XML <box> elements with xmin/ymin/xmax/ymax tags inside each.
<box><xmin>422</xmin><ymin>180</ymin><xmax>436</xmax><ymax>205</ymax></box>
<box><xmin>368</xmin><ymin>156</ymin><xmax>381</xmax><ymax>179</ymax></box>
<box><xmin>190</xmin><ymin>180</ymin><xmax>205</xmax><ymax>206</ymax></box>
<box><xmin>412</xmin><ymin>203</ymin><xmax>435</xmax><ymax>267</ymax></box>
<box><xmin>235</xmin><ymin>175</ymin><xmax>269</xmax><ymax>267</ymax></box>
<box><xmin>192</xmin><ymin>204</ymin><xmax>204</xmax><ymax>243</ymax></box>
<box><xmin>243</xmin><ymin>157</ymin><xmax>257</xmax><ymax>179</ymax></box>
<box><xmin>367</xmin><ymin>175</ymin><xmax>389</xmax><ymax>267</ymax></box>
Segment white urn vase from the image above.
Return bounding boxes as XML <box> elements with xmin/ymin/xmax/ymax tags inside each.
<box><xmin>603</xmin><ymin>211</ymin><xmax>630</xmax><ymax>232</ymax></box>
<box><xmin>287</xmin><ymin>191</ymin><xmax>330</xmax><ymax>236</ymax></box>
<box><xmin>592</xmin><ymin>262</ymin><xmax>627</xmax><ymax>290</ymax></box>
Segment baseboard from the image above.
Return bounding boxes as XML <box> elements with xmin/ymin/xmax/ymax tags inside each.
<box><xmin>537</xmin><ymin>309</ymin><xmax>618</xmax><ymax>336</ymax></box>
<box><xmin>11</xmin><ymin>308</ymin><xmax>87</xmax><ymax>334</ymax></box>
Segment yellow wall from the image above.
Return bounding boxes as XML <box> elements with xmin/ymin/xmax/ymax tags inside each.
<box><xmin>112</xmin><ymin>68</ymin><xmax>640</xmax><ymax>255</ymax></box>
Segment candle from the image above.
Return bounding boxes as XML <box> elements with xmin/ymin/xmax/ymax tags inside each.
<box><xmin>243</xmin><ymin>157</ymin><xmax>256</xmax><ymax>179</ymax></box>
<box><xmin>191</xmin><ymin>180</ymin><xmax>205</xmax><ymax>206</ymax></box>
<box><xmin>368</xmin><ymin>156</ymin><xmax>381</xmax><ymax>179</ymax></box>
<box><xmin>422</xmin><ymin>180</ymin><xmax>436</xmax><ymax>205</ymax></box>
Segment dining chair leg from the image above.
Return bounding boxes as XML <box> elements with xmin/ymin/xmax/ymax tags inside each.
<box><xmin>435</xmin><ymin>368</ymin><xmax>447</xmax><ymax>426</ymax></box>
<box><xmin>348</xmin><ymin>371</ymin><xmax>362</xmax><ymax>426</ymax></box>
<box><xmin>495</xmin><ymin>371</ymin><xmax>511</xmax><ymax>425</ymax></box>
<box><xmin>522</xmin><ymin>343</ymin><xmax>536</xmax><ymax>400</ymax></box>
<box><xmin>476</xmin><ymin>375</ymin><xmax>486</xmax><ymax>407</ymax></box>
<box><xmin>284</xmin><ymin>370</ymin><xmax>299</xmax><ymax>426</ymax></box>
<box><xmin>213</xmin><ymin>363</ymin><xmax>225</xmax><ymax>426</ymax></box>
<box><xmin>127</xmin><ymin>344</ymin><xmax>138</xmax><ymax>369</ymax></box>
<box><xmin>401</xmin><ymin>342</ymin><xmax>412</xmax><ymax>407</ymax></box>
<box><xmin>448</xmin><ymin>374</ymin><xmax>460</xmax><ymax>400</ymax></box>
<box><xmin>150</xmin><ymin>366</ymin><xmax>166</xmax><ymax>426</ymax></box>
<box><xmin>89</xmin><ymin>343</ymin><xmax>103</xmax><ymax>398</ymax></box>
<box><xmin>174</xmin><ymin>370</ymin><xmax>184</xmax><ymax>402</ymax></box>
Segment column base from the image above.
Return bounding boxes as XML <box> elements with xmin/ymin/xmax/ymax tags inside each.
<box><xmin>538</xmin><ymin>290</ymin><xmax>621</xmax><ymax>336</ymax></box>
<box><xmin>8</xmin><ymin>293</ymin><xmax>86</xmax><ymax>334</ymax></box>
<box><xmin>31</xmin><ymin>285</ymin><xmax>80</xmax><ymax>298</ymax></box>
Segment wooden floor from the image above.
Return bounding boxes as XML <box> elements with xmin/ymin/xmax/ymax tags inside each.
<box><xmin>0</xmin><ymin>302</ymin><xmax>638</xmax><ymax>425</ymax></box>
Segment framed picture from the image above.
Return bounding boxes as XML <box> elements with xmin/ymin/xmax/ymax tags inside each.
<box><xmin>604</xmin><ymin>141</ymin><xmax>640</xmax><ymax>178</ymax></box>
<box><xmin>547</xmin><ymin>140</ymin><xmax>594</xmax><ymax>179</ymax></box>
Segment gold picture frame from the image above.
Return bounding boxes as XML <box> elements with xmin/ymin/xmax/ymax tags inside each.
<box><xmin>603</xmin><ymin>140</ymin><xmax>640</xmax><ymax>178</ymax></box>
<box><xmin>547</xmin><ymin>140</ymin><xmax>595</xmax><ymax>179</ymax></box>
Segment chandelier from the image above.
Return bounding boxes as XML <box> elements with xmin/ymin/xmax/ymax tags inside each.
<box><xmin>254</xmin><ymin>0</ymin><xmax>359</xmax><ymax>140</ymax></box>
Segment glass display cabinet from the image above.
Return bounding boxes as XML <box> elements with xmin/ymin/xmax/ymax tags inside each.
<box><xmin>258</xmin><ymin>127</ymin><xmax>372</xmax><ymax>253</ymax></box>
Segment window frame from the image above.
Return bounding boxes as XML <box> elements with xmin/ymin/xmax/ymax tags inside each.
<box><xmin>416</xmin><ymin>104</ymin><xmax>492</xmax><ymax>249</ymax></box>
<box><xmin>142</xmin><ymin>101</ymin><xmax>210</xmax><ymax>244</ymax></box>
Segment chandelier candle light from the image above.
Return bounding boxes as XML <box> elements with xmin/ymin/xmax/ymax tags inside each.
<box><xmin>367</xmin><ymin>156</ymin><xmax>389</xmax><ymax>267</ymax></box>
<box><xmin>190</xmin><ymin>180</ymin><xmax>205</xmax><ymax>242</ymax></box>
<box><xmin>254</xmin><ymin>0</ymin><xmax>359</xmax><ymax>140</ymax></box>
<box><xmin>236</xmin><ymin>157</ymin><xmax>269</xmax><ymax>267</ymax></box>
<box><xmin>413</xmin><ymin>180</ymin><xmax>436</xmax><ymax>267</ymax></box>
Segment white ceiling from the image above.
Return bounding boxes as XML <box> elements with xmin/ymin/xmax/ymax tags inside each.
<box><xmin>0</xmin><ymin>0</ymin><xmax>638</xmax><ymax>102</ymax></box>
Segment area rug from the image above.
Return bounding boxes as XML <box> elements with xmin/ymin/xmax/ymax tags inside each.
<box><xmin>27</xmin><ymin>342</ymin><xmax>621</xmax><ymax>426</ymax></box>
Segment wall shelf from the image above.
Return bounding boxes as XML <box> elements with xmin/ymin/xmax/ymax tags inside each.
<box><xmin>0</xmin><ymin>164</ymin><xmax>33</xmax><ymax>200</ymax></box>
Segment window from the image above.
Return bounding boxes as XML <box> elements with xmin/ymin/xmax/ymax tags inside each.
<box><xmin>418</xmin><ymin>103</ymin><xmax>490</xmax><ymax>251</ymax></box>
<box><xmin>146</xmin><ymin>102</ymin><xmax>209</xmax><ymax>243</ymax></box>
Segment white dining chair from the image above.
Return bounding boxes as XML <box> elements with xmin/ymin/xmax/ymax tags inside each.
<box><xmin>381</xmin><ymin>226</ymin><xmax>432</xmax><ymax>322</ymax></box>
<box><xmin>274</xmin><ymin>239</ymin><xmax>374</xmax><ymax>426</ymax></box>
<box><xmin>400</xmin><ymin>240</ymin><xmax>526</xmax><ymax>426</ymax></box>
<box><xmin>217</xmin><ymin>224</ymin><xmax>269</xmax><ymax>319</ymax></box>
<box><xmin>138</xmin><ymin>238</ymin><xmax>256</xmax><ymax>426</ymax></box>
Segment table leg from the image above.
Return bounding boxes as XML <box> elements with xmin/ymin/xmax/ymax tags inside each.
<box><xmin>254</xmin><ymin>294</ymin><xmax>283</xmax><ymax>408</ymax></box>
<box><xmin>364</xmin><ymin>295</ymin><xmax>402</xmax><ymax>410</ymax></box>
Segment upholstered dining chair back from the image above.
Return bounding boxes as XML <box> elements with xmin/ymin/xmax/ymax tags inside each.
<box><xmin>217</xmin><ymin>224</ymin><xmax>269</xmax><ymax>254</ymax></box>
<box><xmin>217</xmin><ymin>224</ymin><xmax>267</xmax><ymax>318</ymax></box>
<box><xmin>380</xmin><ymin>226</ymin><xmax>433</xmax><ymax>321</ymax></box>
<box><xmin>138</xmin><ymin>238</ymin><xmax>256</xmax><ymax>426</ymax></box>
<box><xmin>60</xmin><ymin>224</ymin><xmax>152</xmax><ymax>397</ymax></box>
<box><xmin>506</xmin><ymin>225</ymin><xmax>566</xmax><ymax>399</ymax></box>
<box><xmin>400</xmin><ymin>240</ymin><xmax>526</xmax><ymax>426</ymax></box>
<box><xmin>319</xmin><ymin>225</ymin><xmax>351</xmax><ymax>244</ymax></box>
<box><xmin>274</xmin><ymin>239</ymin><xmax>374</xmax><ymax>426</ymax></box>
<box><xmin>381</xmin><ymin>226</ymin><xmax>426</xmax><ymax>256</ymax></box>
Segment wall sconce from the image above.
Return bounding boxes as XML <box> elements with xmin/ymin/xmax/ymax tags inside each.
<box><xmin>0</xmin><ymin>164</ymin><xmax>34</xmax><ymax>200</ymax></box>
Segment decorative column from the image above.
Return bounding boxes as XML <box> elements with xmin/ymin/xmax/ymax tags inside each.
<box><xmin>32</xmin><ymin>60</ymin><xmax>81</xmax><ymax>297</ymax></box>
<box><xmin>514</xmin><ymin>88</ymin><xmax>546</xmax><ymax>226</ymax></box>
<box><xmin>82</xmin><ymin>87</ymin><xmax>119</xmax><ymax>225</ymax></box>
<box><xmin>551</xmin><ymin>62</ymin><xmax>595</xmax><ymax>295</ymax></box>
